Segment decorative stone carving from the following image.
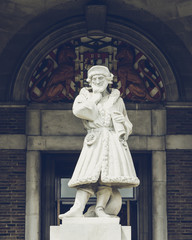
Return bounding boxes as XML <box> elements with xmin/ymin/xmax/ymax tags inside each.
<box><xmin>27</xmin><ymin>37</ymin><xmax>165</xmax><ymax>103</ymax></box>
<box><xmin>59</xmin><ymin>65</ymin><xmax>139</xmax><ymax>220</ymax></box>
<box><xmin>28</xmin><ymin>43</ymin><xmax>77</xmax><ymax>102</ymax></box>
<box><xmin>116</xmin><ymin>43</ymin><xmax>162</xmax><ymax>101</ymax></box>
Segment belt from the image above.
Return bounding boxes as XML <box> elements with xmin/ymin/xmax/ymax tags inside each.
<box><xmin>87</xmin><ymin>127</ymin><xmax>114</xmax><ymax>133</ymax></box>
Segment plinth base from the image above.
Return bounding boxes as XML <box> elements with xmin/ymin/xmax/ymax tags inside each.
<box><xmin>50</xmin><ymin>218</ymin><xmax>131</xmax><ymax>240</ymax></box>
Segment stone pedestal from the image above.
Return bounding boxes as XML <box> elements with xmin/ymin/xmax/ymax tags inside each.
<box><xmin>50</xmin><ymin>218</ymin><xmax>131</xmax><ymax>240</ymax></box>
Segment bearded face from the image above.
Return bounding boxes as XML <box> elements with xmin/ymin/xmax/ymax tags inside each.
<box><xmin>90</xmin><ymin>74</ymin><xmax>109</xmax><ymax>93</ymax></box>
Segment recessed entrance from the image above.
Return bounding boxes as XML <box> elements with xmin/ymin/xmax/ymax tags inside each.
<box><xmin>41</xmin><ymin>151</ymin><xmax>152</xmax><ymax>240</ymax></box>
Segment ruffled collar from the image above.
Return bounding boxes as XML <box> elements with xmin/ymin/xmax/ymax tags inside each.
<box><xmin>102</xmin><ymin>89</ymin><xmax>120</xmax><ymax>110</ymax></box>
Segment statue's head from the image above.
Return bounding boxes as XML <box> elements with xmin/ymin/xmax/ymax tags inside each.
<box><xmin>86</xmin><ymin>65</ymin><xmax>114</xmax><ymax>93</ymax></box>
<box><xmin>86</xmin><ymin>65</ymin><xmax>113</xmax><ymax>83</ymax></box>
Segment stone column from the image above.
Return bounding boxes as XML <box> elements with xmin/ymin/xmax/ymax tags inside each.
<box><xmin>152</xmin><ymin>151</ymin><xmax>167</xmax><ymax>240</ymax></box>
<box><xmin>26</xmin><ymin>109</ymin><xmax>41</xmax><ymax>136</ymax></box>
<box><xmin>25</xmin><ymin>151</ymin><xmax>41</xmax><ymax>240</ymax></box>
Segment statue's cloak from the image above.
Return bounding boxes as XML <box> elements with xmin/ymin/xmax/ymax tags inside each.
<box><xmin>68</xmin><ymin>88</ymin><xmax>140</xmax><ymax>189</ymax></box>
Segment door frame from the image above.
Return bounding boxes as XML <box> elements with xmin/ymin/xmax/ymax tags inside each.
<box><xmin>25</xmin><ymin>150</ymin><xmax>167</xmax><ymax>240</ymax></box>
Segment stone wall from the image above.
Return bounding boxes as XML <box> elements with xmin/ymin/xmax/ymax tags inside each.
<box><xmin>26</xmin><ymin>108</ymin><xmax>166</xmax><ymax>152</ymax></box>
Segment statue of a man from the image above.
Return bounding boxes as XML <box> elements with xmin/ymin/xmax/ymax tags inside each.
<box><xmin>59</xmin><ymin>65</ymin><xmax>140</xmax><ymax>219</ymax></box>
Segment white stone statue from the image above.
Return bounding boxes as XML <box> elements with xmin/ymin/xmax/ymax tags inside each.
<box><xmin>59</xmin><ymin>65</ymin><xmax>140</xmax><ymax>219</ymax></box>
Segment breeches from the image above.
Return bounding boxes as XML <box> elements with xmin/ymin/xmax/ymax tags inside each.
<box><xmin>77</xmin><ymin>178</ymin><xmax>112</xmax><ymax>196</ymax></box>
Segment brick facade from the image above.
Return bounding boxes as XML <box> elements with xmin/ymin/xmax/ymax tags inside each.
<box><xmin>167</xmin><ymin>109</ymin><xmax>192</xmax><ymax>134</ymax></box>
<box><xmin>0</xmin><ymin>108</ymin><xmax>26</xmax><ymax>134</ymax></box>
<box><xmin>167</xmin><ymin>108</ymin><xmax>192</xmax><ymax>240</ymax></box>
<box><xmin>167</xmin><ymin>150</ymin><xmax>192</xmax><ymax>240</ymax></box>
<box><xmin>0</xmin><ymin>150</ymin><xmax>26</xmax><ymax>240</ymax></box>
<box><xmin>0</xmin><ymin>107</ymin><xmax>26</xmax><ymax>239</ymax></box>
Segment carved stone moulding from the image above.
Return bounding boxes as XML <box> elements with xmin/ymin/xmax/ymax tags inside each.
<box><xmin>27</xmin><ymin>36</ymin><xmax>165</xmax><ymax>103</ymax></box>
<box><xmin>12</xmin><ymin>19</ymin><xmax>178</xmax><ymax>103</ymax></box>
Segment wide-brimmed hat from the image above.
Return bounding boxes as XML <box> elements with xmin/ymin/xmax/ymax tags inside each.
<box><xmin>86</xmin><ymin>65</ymin><xmax>113</xmax><ymax>83</ymax></box>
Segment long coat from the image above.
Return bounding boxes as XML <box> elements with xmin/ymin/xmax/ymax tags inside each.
<box><xmin>68</xmin><ymin>88</ymin><xmax>140</xmax><ymax>189</ymax></box>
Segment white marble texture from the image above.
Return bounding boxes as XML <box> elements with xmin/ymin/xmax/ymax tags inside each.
<box><xmin>50</xmin><ymin>218</ymin><xmax>131</xmax><ymax>240</ymax></box>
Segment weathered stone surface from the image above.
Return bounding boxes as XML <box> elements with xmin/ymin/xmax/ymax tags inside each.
<box><xmin>128</xmin><ymin>110</ymin><xmax>151</xmax><ymax>135</ymax></box>
<box><xmin>147</xmin><ymin>136</ymin><xmax>165</xmax><ymax>150</ymax></box>
<box><xmin>41</xmin><ymin>109</ymin><xmax>155</xmax><ymax>136</ymax></box>
<box><xmin>152</xmin><ymin>150</ymin><xmax>167</xmax><ymax>240</ymax></box>
<box><xmin>152</xmin><ymin>181</ymin><xmax>167</xmax><ymax>240</ymax></box>
<box><xmin>50</xmin><ymin>218</ymin><xmax>131</xmax><ymax>240</ymax></box>
<box><xmin>0</xmin><ymin>134</ymin><xmax>26</xmax><ymax>149</ymax></box>
<box><xmin>27</xmin><ymin>136</ymin><xmax>84</xmax><ymax>150</ymax></box>
<box><xmin>26</xmin><ymin>109</ymin><xmax>41</xmax><ymax>135</ymax></box>
<box><xmin>27</xmin><ymin>135</ymin><xmax>166</xmax><ymax>151</ymax></box>
<box><xmin>129</xmin><ymin>136</ymin><xmax>165</xmax><ymax>150</ymax></box>
<box><xmin>152</xmin><ymin>151</ymin><xmax>166</xmax><ymax>182</ymax></box>
<box><xmin>25</xmin><ymin>151</ymin><xmax>41</xmax><ymax>240</ymax></box>
<box><xmin>166</xmin><ymin>135</ymin><xmax>192</xmax><ymax>149</ymax></box>
<box><xmin>176</xmin><ymin>0</ymin><xmax>192</xmax><ymax>17</ymax></box>
<box><xmin>41</xmin><ymin>110</ymin><xmax>86</xmax><ymax>136</ymax></box>
<box><xmin>152</xmin><ymin>110</ymin><xmax>166</xmax><ymax>135</ymax></box>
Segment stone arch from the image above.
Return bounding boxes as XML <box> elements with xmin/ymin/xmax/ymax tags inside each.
<box><xmin>11</xmin><ymin>17</ymin><xmax>179</xmax><ymax>102</ymax></box>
